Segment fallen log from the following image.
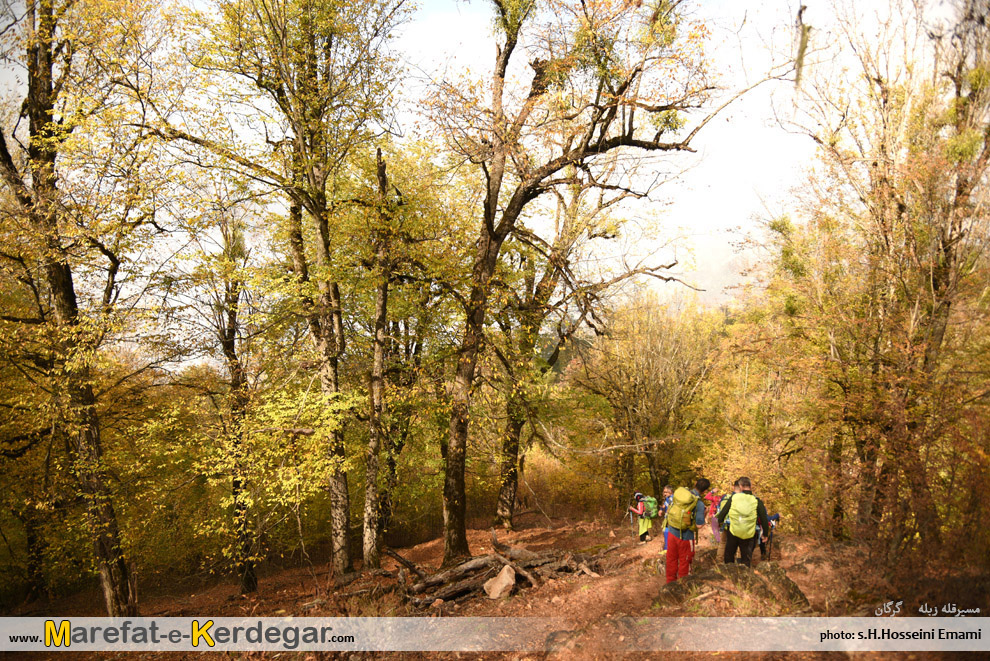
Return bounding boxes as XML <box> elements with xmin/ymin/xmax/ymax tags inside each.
<box><xmin>401</xmin><ymin>535</ymin><xmax>616</xmax><ymax>609</ymax></box>
<box><xmin>490</xmin><ymin>528</ymin><xmax>540</xmax><ymax>562</ymax></box>
<box><xmin>339</xmin><ymin>584</ymin><xmax>399</xmax><ymax>600</ymax></box>
<box><xmin>410</xmin><ymin>571</ymin><xmax>494</xmax><ymax>608</ymax></box>
<box><xmin>410</xmin><ymin>555</ymin><xmax>497</xmax><ymax>594</ymax></box>
<box><xmin>384</xmin><ymin>548</ymin><xmax>427</xmax><ymax>580</ymax></box>
<box><xmin>595</xmin><ymin>544</ymin><xmax>622</xmax><ymax>557</ymax></box>
<box><xmin>493</xmin><ymin>552</ymin><xmax>540</xmax><ymax>587</ymax></box>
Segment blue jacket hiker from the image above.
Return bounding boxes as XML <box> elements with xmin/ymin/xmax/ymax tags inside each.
<box><xmin>659</xmin><ymin>486</ymin><xmax>673</xmax><ymax>550</ymax></box>
<box><xmin>664</xmin><ymin>478</ymin><xmax>710</xmax><ymax>583</ymax></box>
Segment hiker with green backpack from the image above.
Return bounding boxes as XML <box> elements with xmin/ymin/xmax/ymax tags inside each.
<box><xmin>715</xmin><ymin>476</ymin><xmax>770</xmax><ymax>567</ymax></box>
<box><xmin>663</xmin><ymin>478</ymin><xmax>711</xmax><ymax>583</ymax></box>
<box><xmin>628</xmin><ymin>492</ymin><xmax>659</xmax><ymax>543</ymax></box>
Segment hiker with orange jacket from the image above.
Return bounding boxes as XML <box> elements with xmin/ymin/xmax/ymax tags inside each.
<box><xmin>663</xmin><ymin>478</ymin><xmax>710</xmax><ymax>583</ymax></box>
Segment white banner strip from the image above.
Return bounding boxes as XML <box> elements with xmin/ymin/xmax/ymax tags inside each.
<box><xmin>0</xmin><ymin>617</ymin><xmax>985</xmax><ymax>652</ymax></box>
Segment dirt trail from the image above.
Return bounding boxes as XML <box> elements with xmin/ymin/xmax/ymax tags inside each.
<box><xmin>11</xmin><ymin>514</ymin><xmax>948</xmax><ymax>660</ymax></box>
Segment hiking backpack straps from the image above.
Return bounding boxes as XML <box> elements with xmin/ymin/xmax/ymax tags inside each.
<box><xmin>728</xmin><ymin>492</ymin><xmax>758</xmax><ymax>538</ymax></box>
<box><xmin>665</xmin><ymin>487</ymin><xmax>699</xmax><ymax>532</ymax></box>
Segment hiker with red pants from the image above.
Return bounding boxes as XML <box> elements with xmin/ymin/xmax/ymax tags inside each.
<box><xmin>663</xmin><ymin>478</ymin><xmax>710</xmax><ymax>583</ymax></box>
<box><xmin>716</xmin><ymin>476</ymin><xmax>770</xmax><ymax>567</ymax></box>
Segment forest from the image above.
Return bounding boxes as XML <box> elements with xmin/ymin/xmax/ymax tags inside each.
<box><xmin>0</xmin><ymin>0</ymin><xmax>988</xmax><ymax>626</ymax></box>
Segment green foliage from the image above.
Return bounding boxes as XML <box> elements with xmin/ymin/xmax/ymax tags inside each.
<box><xmin>945</xmin><ymin>128</ymin><xmax>983</xmax><ymax>163</ymax></box>
<box><xmin>650</xmin><ymin>109</ymin><xmax>686</xmax><ymax>135</ymax></box>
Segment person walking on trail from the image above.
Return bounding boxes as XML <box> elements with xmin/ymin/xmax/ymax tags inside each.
<box><xmin>717</xmin><ymin>480</ymin><xmax>740</xmax><ymax>561</ymax></box>
<box><xmin>704</xmin><ymin>490</ymin><xmax>721</xmax><ymax>544</ymax></box>
<box><xmin>663</xmin><ymin>478</ymin><xmax>710</xmax><ymax>583</ymax></box>
<box><xmin>716</xmin><ymin>476</ymin><xmax>769</xmax><ymax>567</ymax></box>
<box><xmin>659</xmin><ymin>485</ymin><xmax>673</xmax><ymax>552</ymax></box>
<box><xmin>628</xmin><ymin>492</ymin><xmax>658</xmax><ymax>544</ymax></box>
<box><xmin>760</xmin><ymin>513</ymin><xmax>780</xmax><ymax>559</ymax></box>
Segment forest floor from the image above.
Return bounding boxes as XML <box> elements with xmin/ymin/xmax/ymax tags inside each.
<box><xmin>6</xmin><ymin>512</ymin><xmax>987</xmax><ymax>660</ymax></box>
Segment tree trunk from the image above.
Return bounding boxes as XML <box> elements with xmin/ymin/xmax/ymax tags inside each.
<box><xmin>10</xmin><ymin>0</ymin><xmax>138</xmax><ymax>617</ymax></box>
<box><xmin>287</xmin><ymin>191</ymin><xmax>351</xmax><ymax>577</ymax></box>
<box><xmin>231</xmin><ymin>473</ymin><xmax>257</xmax><ymax>594</ymax></box>
<box><xmin>622</xmin><ymin>452</ymin><xmax>635</xmax><ymax>499</ymax></box>
<box><xmin>326</xmin><ymin>387</ymin><xmax>351</xmax><ymax>576</ymax></box>
<box><xmin>362</xmin><ymin>246</ymin><xmax>389</xmax><ymax>566</ymax></box>
<box><xmin>443</xmin><ymin>355</ymin><xmax>474</xmax><ymax>564</ymax></box>
<box><xmin>378</xmin><ymin>423</ymin><xmax>408</xmax><ymax>539</ymax></box>
<box><xmin>828</xmin><ymin>428</ymin><xmax>844</xmax><ymax>540</ymax></box>
<box><xmin>313</xmin><ymin>303</ymin><xmax>350</xmax><ymax>577</ymax></box>
<box><xmin>220</xmin><ymin>270</ymin><xmax>257</xmax><ymax>595</ymax></box>
<box><xmin>16</xmin><ymin>507</ymin><xmax>46</xmax><ymax>600</ymax></box>
<box><xmin>363</xmin><ymin>150</ymin><xmax>394</xmax><ymax>569</ymax></box>
<box><xmin>443</xmin><ymin>233</ymin><xmax>505</xmax><ymax>565</ymax></box>
<box><xmin>494</xmin><ymin>401</ymin><xmax>525</xmax><ymax>530</ymax></box>
<box><xmin>69</xmin><ymin>385</ymin><xmax>138</xmax><ymax>616</ymax></box>
<box><xmin>644</xmin><ymin>448</ymin><xmax>662</xmax><ymax>500</ymax></box>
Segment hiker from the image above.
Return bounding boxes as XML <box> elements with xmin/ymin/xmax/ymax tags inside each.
<box><xmin>704</xmin><ymin>490</ymin><xmax>721</xmax><ymax>544</ymax></box>
<box><xmin>717</xmin><ymin>480</ymin><xmax>740</xmax><ymax>561</ymax></box>
<box><xmin>716</xmin><ymin>476</ymin><xmax>769</xmax><ymax>567</ymax></box>
<box><xmin>628</xmin><ymin>492</ymin><xmax>658</xmax><ymax>543</ymax></box>
<box><xmin>760</xmin><ymin>513</ymin><xmax>780</xmax><ymax>559</ymax></box>
<box><xmin>659</xmin><ymin>485</ymin><xmax>673</xmax><ymax>551</ymax></box>
<box><xmin>663</xmin><ymin>478</ymin><xmax>710</xmax><ymax>583</ymax></box>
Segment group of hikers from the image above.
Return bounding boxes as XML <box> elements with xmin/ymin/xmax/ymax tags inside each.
<box><xmin>628</xmin><ymin>476</ymin><xmax>779</xmax><ymax>584</ymax></box>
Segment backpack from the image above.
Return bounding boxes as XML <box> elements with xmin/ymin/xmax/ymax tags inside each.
<box><xmin>728</xmin><ymin>492</ymin><xmax>758</xmax><ymax>539</ymax></box>
<box><xmin>665</xmin><ymin>487</ymin><xmax>699</xmax><ymax>532</ymax></box>
<box><xmin>642</xmin><ymin>496</ymin><xmax>659</xmax><ymax>519</ymax></box>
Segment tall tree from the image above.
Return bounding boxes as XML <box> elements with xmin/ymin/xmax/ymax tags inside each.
<box><xmin>0</xmin><ymin>0</ymin><xmax>184</xmax><ymax>615</ymax></box>
<box><xmin>431</xmin><ymin>0</ymin><xmax>723</xmax><ymax>564</ymax></box>
<box><xmin>489</xmin><ymin>171</ymin><xmax>679</xmax><ymax>529</ymax></box>
<box><xmin>572</xmin><ymin>298</ymin><xmax>721</xmax><ymax>499</ymax></box>
<box><xmin>179</xmin><ymin>175</ymin><xmax>263</xmax><ymax>592</ymax></box>
<box><xmin>141</xmin><ymin>0</ymin><xmax>407</xmax><ymax>575</ymax></box>
<box><xmin>777</xmin><ymin>0</ymin><xmax>990</xmax><ymax>556</ymax></box>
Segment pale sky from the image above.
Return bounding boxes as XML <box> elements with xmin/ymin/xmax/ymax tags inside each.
<box><xmin>396</xmin><ymin>0</ymin><xmax>822</xmax><ymax>303</ymax></box>
<box><xmin>0</xmin><ymin>0</ymin><xmax>857</xmax><ymax>303</ymax></box>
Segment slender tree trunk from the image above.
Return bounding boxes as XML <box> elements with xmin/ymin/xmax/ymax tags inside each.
<box><xmin>13</xmin><ymin>0</ymin><xmax>138</xmax><ymax>617</ymax></box>
<box><xmin>827</xmin><ymin>429</ymin><xmax>844</xmax><ymax>540</ymax></box>
<box><xmin>287</xmin><ymin>193</ymin><xmax>351</xmax><ymax>576</ymax></box>
<box><xmin>323</xmin><ymin>360</ymin><xmax>351</xmax><ymax>576</ymax></box>
<box><xmin>855</xmin><ymin>435</ymin><xmax>879</xmax><ymax>536</ymax></box>
<box><xmin>219</xmin><ymin>263</ymin><xmax>257</xmax><ymax>595</ymax></box>
<box><xmin>225</xmin><ymin>354</ymin><xmax>256</xmax><ymax>592</ymax></box>
<box><xmin>231</xmin><ymin>472</ymin><xmax>256</xmax><ymax>593</ymax></box>
<box><xmin>67</xmin><ymin>382</ymin><xmax>138</xmax><ymax>616</ymax></box>
<box><xmin>16</xmin><ymin>507</ymin><xmax>46</xmax><ymax>600</ymax></box>
<box><xmin>612</xmin><ymin>450</ymin><xmax>635</xmax><ymax>509</ymax></box>
<box><xmin>363</xmin><ymin>150</ymin><xmax>394</xmax><ymax>569</ymax></box>
<box><xmin>494</xmin><ymin>399</ymin><xmax>525</xmax><ymax>530</ymax></box>
<box><xmin>323</xmin><ymin>260</ymin><xmax>351</xmax><ymax>576</ymax></box>
<box><xmin>378</xmin><ymin>423</ymin><xmax>408</xmax><ymax>539</ymax></box>
<box><xmin>644</xmin><ymin>448</ymin><xmax>662</xmax><ymax>500</ymax></box>
<box><xmin>622</xmin><ymin>450</ymin><xmax>635</xmax><ymax>497</ymax></box>
<box><xmin>362</xmin><ymin>262</ymin><xmax>389</xmax><ymax>568</ymax></box>
<box><xmin>443</xmin><ymin>233</ymin><xmax>504</xmax><ymax>565</ymax></box>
